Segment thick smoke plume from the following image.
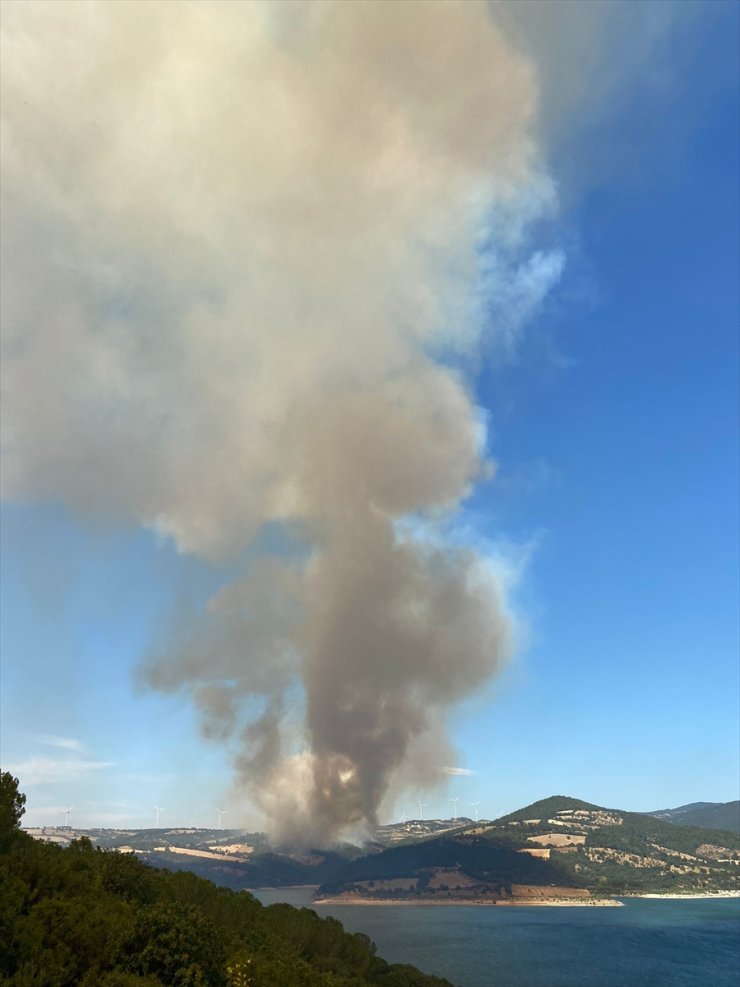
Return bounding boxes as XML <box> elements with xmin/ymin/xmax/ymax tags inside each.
<box><xmin>2</xmin><ymin>1</ymin><xmax>562</xmax><ymax>843</ymax></box>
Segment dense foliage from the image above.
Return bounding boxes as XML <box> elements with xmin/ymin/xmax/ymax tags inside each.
<box><xmin>0</xmin><ymin>771</ymin><xmax>26</xmax><ymax>851</ymax></box>
<box><xmin>0</xmin><ymin>774</ymin><xmax>453</xmax><ymax>987</ymax></box>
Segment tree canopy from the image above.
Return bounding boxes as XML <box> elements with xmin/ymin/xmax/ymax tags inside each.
<box><xmin>0</xmin><ymin>777</ymin><xmax>453</xmax><ymax>987</ymax></box>
<box><xmin>0</xmin><ymin>772</ymin><xmax>26</xmax><ymax>851</ymax></box>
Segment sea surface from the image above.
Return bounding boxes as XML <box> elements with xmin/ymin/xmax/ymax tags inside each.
<box><xmin>252</xmin><ymin>888</ymin><xmax>740</xmax><ymax>987</ymax></box>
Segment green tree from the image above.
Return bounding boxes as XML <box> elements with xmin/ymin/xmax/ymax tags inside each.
<box><xmin>0</xmin><ymin>772</ymin><xmax>26</xmax><ymax>850</ymax></box>
<box><xmin>1</xmin><ymin>777</ymin><xmax>454</xmax><ymax>987</ymax></box>
<box><xmin>122</xmin><ymin>902</ymin><xmax>224</xmax><ymax>986</ymax></box>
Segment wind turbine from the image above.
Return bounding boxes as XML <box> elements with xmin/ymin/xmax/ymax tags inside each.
<box><xmin>216</xmin><ymin>807</ymin><xmax>228</xmax><ymax>829</ymax></box>
<box><xmin>470</xmin><ymin>801</ymin><xmax>480</xmax><ymax>822</ymax></box>
<box><xmin>417</xmin><ymin>799</ymin><xmax>426</xmax><ymax>822</ymax></box>
<box><xmin>450</xmin><ymin>797</ymin><xmax>459</xmax><ymax>821</ymax></box>
<box><xmin>154</xmin><ymin>804</ymin><xmax>165</xmax><ymax>828</ymax></box>
<box><xmin>62</xmin><ymin>807</ymin><xmax>72</xmax><ymax>827</ymax></box>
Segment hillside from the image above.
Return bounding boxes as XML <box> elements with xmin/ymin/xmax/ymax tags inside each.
<box><xmin>1</xmin><ymin>774</ymin><xmax>452</xmax><ymax>987</ymax></box>
<box><xmin>648</xmin><ymin>801</ymin><xmax>740</xmax><ymax>834</ymax></box>
<box><xmin>24</xmin><ymin>817</ymin><xmax>475</xmax><ymax>891</ymax></box>
<box><xmin>23</xmin><ymin>795</ymin><xmax>740</xmax><ymax>904</ymax></box>
<box><xmin>316</xmin><ymin>796</ymin><xmax>740</xmax><ymax>903</ymax></box>
<box><xmin>24</xmin><ymin>824</ymin><xmax>358</xmax><ymax>890</ymax></box>
<box><xmin>495</xmin><ymin>795</ymin><xmax>602</xmax><ymax>823</ymax></box>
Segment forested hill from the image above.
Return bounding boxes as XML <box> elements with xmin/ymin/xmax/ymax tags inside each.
<box><xmin>0</xmin><ymin>773</ymin><xmax>452</xmax><ymax>987</ymax></box>
<box><xmin>648</xmin><ymin>801</ymin><xmax>740</xmax><ymax>834</ymax></box>
<box><xmin>494</xmin><ymin>795</ymin><xmax>602</xmax><ymax>824</ymax></box>
<box><xmin>317</xmin><ymin>795</ymin><xmax>740</xmax><ymax>902</ymax></box>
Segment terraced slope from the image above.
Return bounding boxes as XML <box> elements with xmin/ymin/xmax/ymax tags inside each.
<box><xmin>317</xmin><ymin>796</ymin><xmax>740</xmax><ymax>902</ymax></box>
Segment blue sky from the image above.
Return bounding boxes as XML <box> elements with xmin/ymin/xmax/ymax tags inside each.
<box><xmin>1</xmin><ymin>1</ymin><xmax>738</xmax><ymax>832</ymax></box>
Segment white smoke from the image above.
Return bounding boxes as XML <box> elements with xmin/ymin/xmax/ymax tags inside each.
<box><xmin>2</xmin><ymin>0</ymin><xmax>564</xmax><ymax>843</ymax></box>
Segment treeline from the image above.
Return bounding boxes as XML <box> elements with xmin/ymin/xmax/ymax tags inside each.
<box><xmin>0</xmin><ymin>774</ymin><xmax>453</xmax><ymax>987</ymax></box>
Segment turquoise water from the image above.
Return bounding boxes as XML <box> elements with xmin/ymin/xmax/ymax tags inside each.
<box><xmin>253</xmin><ymin>889</ymin><xmax>740</xmax><ymax>987</ymax></box>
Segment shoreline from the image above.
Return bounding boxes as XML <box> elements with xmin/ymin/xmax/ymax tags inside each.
<box><xmin>251</xmin><ymin>884</ymin><xmax>320</xmax><ymax>891</ymax></box>
<box><xmin>623</xmin><ymin>891</ymin><xmax>740</xmax><ymax>900</ymax></box>
<box><xmin>312</xmin><ymin>889</ymin><xmax>740</xmax><ymax>907</ymax></box>
<box><xmin>313</xmin><ymin>896</ymin><xmax>623</xmax><ymax>908</ymax></box>
<box><xmin>251</xmin><ymin>885</ymin><xmax>740</xmax><ymax>906</ymax></box>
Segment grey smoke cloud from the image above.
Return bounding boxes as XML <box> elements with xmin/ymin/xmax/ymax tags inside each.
<box><xmin>2</xmin><ymin>0</ymin><xmax>561</xmax><ymax>842</ymax></box>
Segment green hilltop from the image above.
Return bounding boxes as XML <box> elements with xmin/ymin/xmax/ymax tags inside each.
<box><xmin>494</xmin><ymin>795</ymin><xmax>602</xmax><ymax>824</ymax></box>
<box><xmin>316</xmin><ymin>795</ymin><xmax>740</xmax><ymax>902</ymax></box>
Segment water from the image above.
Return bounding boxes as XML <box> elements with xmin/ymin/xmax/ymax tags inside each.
<box><xmin>253</xmin><ymin>889</ymin><xmax>740</xmax><ymax>987</ymax></box>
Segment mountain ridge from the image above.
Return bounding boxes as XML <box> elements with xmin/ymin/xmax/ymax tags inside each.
<box><xmin>315</xmin><ymin>794</ymin><xmax>740</xmax><ymax>903</ymax></box>
<box><xmin>647</xmin><ymin>800</ymin><xmax>740</xmax><ymax>834</ymax></box>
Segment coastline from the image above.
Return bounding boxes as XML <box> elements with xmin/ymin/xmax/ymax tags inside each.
<box><xmin>313</xmin><ymin>895</ymin><xmax>623</xmax><ymax>908</ymax></box>
<box><xmin>624</xmin><ymin>891</ymin><xmax>740</xmax><ymax>900</ymax></box>
<box><xmin>251</xmin><ymin>885</ymin><xmax>740</xmax><ymax>907</ymax></box>
<box><xmin>312</xmin><ymin>889</ymin><xmax>740</xmax><ymax>907</ymax></box>
<box><xmin>251</xmin><ymin>884</ymin><xmax>320</xmax><ymax>891</ymax></box>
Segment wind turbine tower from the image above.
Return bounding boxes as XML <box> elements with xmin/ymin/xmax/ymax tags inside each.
<box><xmin>154</xmin><ymin>804</ymin><xmax>165</xmax><ymax>828</ymax></box>
<box><xmin>418</xmin><ymin>799</ymin><xmax>426</xmax><ymax>822</ymax></box>
<box><xmin>62</xmin><ymin>807</ymin><xmax>72</xmax><ymax>828</ymax></box>
<box><xmin>216</xmin><ymin>807</ymin><xmax>228</xmax><ymax>829</ymax></box>
<box><xmin>470</xmin><ymin>801</ymin><xmax>480</xmax><ymax>822</ymax></box>
<box><xmin>450</xmin><ymin>797</ymin><xmax>459</xmax><ymax>821</ymax></box>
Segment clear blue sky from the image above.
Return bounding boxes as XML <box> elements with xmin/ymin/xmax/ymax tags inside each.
<box><xmin>1</xmin><ymin>2</ymin><xmax>738</xmax><ymax>831</ymax></box>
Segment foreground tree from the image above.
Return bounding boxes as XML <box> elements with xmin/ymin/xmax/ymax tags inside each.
<box><xmin>0</xmin><ymin>777</ymin><xmax>453</xmax><ymax>987</ymax></box>
<box><xmin>0</xmin><ymin>772</ymin><xmax>26</xmax><ymax>851</ymax></box>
